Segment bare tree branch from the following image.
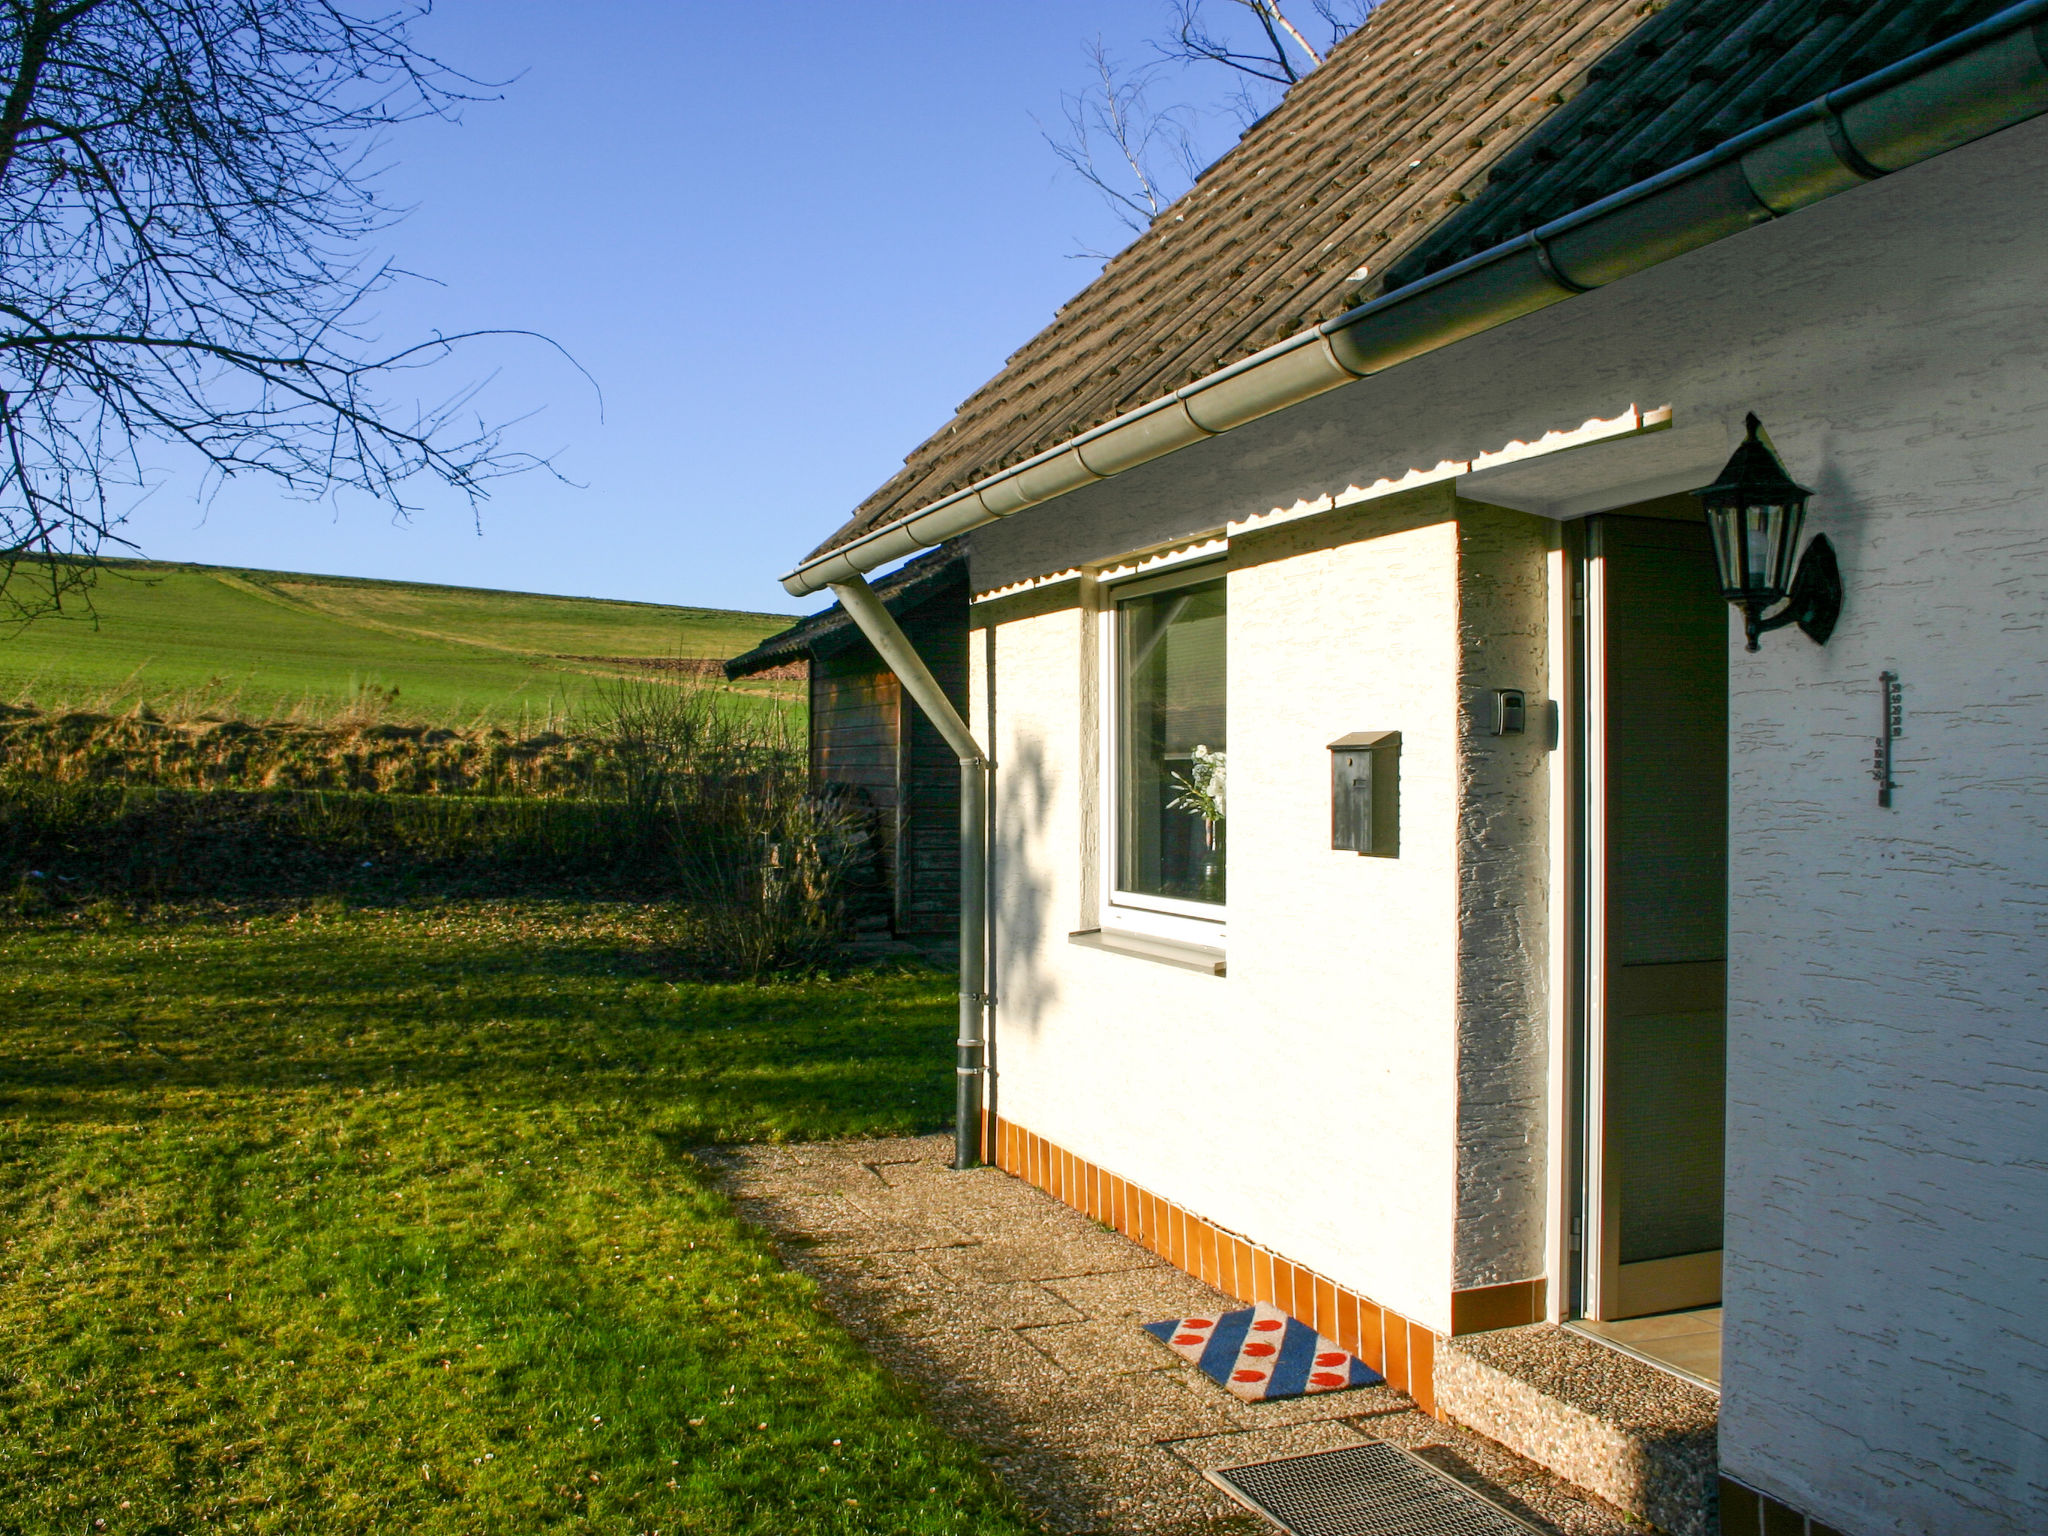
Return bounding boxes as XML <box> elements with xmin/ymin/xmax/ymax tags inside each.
<box><xmin>1039</xmin><ymin>39</ymin><xmax>1202</xmax><ymax>246</ymax></box>
<box><xmin>1050</xmin><ymin>1</ymin><xmax>1382</xmax><ymax>245</ymax></box>
<box><xmin>0</xmin><ymin>0</ymin><xmax>563</xmax><ymax>626</ymax></box>
<box><xmin>1158</xmin><ymin>1</ymin><xmax>1365</xmax><ymax>87</ymax></box>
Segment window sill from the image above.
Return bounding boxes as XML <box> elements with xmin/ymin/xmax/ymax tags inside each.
<box><xmin>1068</xmin><ymin>928</ymin><xmax>1226</xmax><ymax>976</ymax></box>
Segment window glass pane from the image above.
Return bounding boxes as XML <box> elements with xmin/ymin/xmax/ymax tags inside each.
<box><xmin>1118</xmin><ymin>576</ymin><xmax>1225</xmax><ymax>905</ymax></box>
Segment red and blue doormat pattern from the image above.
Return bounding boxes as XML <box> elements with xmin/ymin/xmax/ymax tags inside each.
<box><xmin>1143</xmin><ymin>1302</ymin><xmax>1382</xmax><ymax>1401</ymax></box>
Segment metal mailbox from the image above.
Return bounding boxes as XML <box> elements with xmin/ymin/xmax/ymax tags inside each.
<box><xmin>1329</xmin><ymin>730</ymin><xmax>1400</xmax><ymax>857</ymax></box>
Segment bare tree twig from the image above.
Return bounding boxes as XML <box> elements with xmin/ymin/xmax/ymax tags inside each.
<box><xmin>1038</xmin><ymin>39</ymin><xmax>1202</xmax><ymax>240</ymax></box>
<box><xmin>1050</xmin><ymin>1</ymin><xmax>1382</xmax><ymax>246</ymax></box>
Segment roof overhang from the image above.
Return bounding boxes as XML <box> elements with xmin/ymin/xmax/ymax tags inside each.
<box><xmin>1456</xmin><ymin>422</ymin><xmax>1735</xmax><ymax>520</ymax></box>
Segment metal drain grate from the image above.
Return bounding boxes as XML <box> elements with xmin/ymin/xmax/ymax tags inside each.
<box><xmin>1205</xmin><ymin>1440</ymin><xmax>1543</xmax><ymax>1536</ymax></box>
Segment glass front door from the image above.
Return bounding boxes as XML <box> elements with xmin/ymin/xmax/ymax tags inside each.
<box><xmin>1584</xmin><ymin>511</ymin><xmax>1729</xmax><ymax>1321</ymax></box>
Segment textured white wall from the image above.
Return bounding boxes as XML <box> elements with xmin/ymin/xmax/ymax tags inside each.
<box><xmin>978</xmin><ymin>491</ymin><xmax>1477</xmax><ymax>1332</ymax></box>
<box><xmin>1451</xmin><ymin>510</ymin><xmax>1554</xmax><ymax>1289</ymax></box>
<box><xmin>967</xmin><ymin>112</ymin><xmax>2048</xmax><ymax>1532</ymax></box>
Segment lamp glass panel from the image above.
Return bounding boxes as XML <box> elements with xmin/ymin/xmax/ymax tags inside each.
<box><xmin>1728</xmin><ymin>500</ymin><xmax>1806</xmax><ymax>599</ymax></box>
<box><xmin>1772</xmin><ymin>499</ymin><xmax>1806</xmax><ymax>593</ymax></box>
<box><xmin>1706</xmin><ymin>510</ymin><xmax>1737</xmax><ymax>593</ymax></box>
<box><xmin>1744</xmin><ymin>505</ymin><xmax>1776</xmax><ymax>590</ymax></box>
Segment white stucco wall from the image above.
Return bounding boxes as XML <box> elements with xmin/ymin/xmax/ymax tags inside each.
<box><xmin>967</xmin><ymin>111</ymin><xmax>2048</xmax><ymax>1532</ymax></box>
<box><xmin>978</xmin><ymin>491</ymin><xmax>1482</xmax><ymax>1331</ymax></box>
<box><xmin>1451</xmin><ymin>510</ymin><xmax>1554</xmax><ymax>1289</ymax></box>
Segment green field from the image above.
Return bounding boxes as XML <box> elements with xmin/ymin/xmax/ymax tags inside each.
<box><xmin>0</xmin><ymin>561</ymin><xmax>800</xmax><ymax>727</ymax></box>
<box><xmin>0</xmin><ymin>901</ymin><xmax>1034</xmax><ymax>1534</ymax></box>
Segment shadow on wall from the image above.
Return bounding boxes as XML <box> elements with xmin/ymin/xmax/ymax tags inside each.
<box><xmin>991</xmin><ymin>734</ymin><xmax>1061</xmax><ymax>1039</ymax></box>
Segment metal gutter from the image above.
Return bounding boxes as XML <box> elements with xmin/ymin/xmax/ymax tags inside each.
<box><xmin>827</xmin><ymin>575</ymin><xmax>989</xmax><ymax>1171</ymax></box>
<box><xmin>782</xmin><ymin>0</ymin><xmax>2048</xmax><ymax>597</ymax></box>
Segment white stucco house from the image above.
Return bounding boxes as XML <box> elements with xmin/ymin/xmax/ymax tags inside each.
<box><xmin>774</xmin><ymin>2</ymin><xmax>2048</xmax><ymax>1532</ymax></box>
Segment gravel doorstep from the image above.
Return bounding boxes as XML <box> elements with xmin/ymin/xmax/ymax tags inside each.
<box><xmin>709</xmin><ymin>1134</ymin><xmax>1641</xmax><ymax>1536</ymax></box>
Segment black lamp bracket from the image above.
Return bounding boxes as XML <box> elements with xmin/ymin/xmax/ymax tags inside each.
<box><xmin>1743</xmin><ymin>533</ymin><xmax>1842</xmax><ymax>652</ymax></box>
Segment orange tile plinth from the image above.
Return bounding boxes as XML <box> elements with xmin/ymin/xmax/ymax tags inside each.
<box><xmin>987</xmin><ymin>1113</ymin><xmax>1543</xmax><ymax>1417</ymax></box>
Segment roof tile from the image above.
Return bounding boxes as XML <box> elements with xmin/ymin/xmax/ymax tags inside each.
<box><xmin>807</xmin><ymin>0</ymin><xmax>1649</xmax><ymax>560</ymax></box>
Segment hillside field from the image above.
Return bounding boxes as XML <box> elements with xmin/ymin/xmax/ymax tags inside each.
<box><xmin>0</xmin><ymin>561</ymin><xmax>801</xmax><ymax>727</ymax></box>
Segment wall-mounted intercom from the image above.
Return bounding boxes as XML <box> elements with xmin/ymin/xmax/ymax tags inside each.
<box><xmin>1329</xmin><ymin>730</ymin><xmax>1399</xmax><ymax>857</ymax></box>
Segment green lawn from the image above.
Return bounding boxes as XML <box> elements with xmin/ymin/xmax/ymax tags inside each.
<box><xmin>0</xmin><ymin>562</ymin><xmax>801</xmax><ymax>727</ymax></box>
<box><xmin>0</xmin><ymin>902</ymin><xmax>1035</xmax><ymax>1534</ymax></box>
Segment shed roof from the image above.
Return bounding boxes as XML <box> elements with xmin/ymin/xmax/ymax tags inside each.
<box><xmin>725</xmin><ymin>546</ymin><xmax>965</xmax><ymax>680</ymax></box>
<box><xmin>807</xmin><ymin>0</ymin><xmax>1653</xmax><ymax>561</ymax></box>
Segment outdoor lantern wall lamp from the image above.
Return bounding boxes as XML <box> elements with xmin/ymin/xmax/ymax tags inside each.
<box><xmin>1694</xmin><ymin>413</ymin><xmax>1842</xmax><ymax>652</ymax></box>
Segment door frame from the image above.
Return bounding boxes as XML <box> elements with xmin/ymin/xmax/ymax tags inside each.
<box><xmin>1566</xmin><ymin>513</ymin><xmax>1727</xmax><ymax>1324</ymax></box>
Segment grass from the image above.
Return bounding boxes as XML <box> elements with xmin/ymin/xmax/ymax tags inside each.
<box><xmin>0</xmin><ymin>902</ymin><xmax>1036</xmax><ymax>1534</ymax></box>
<box><xmin>0</xmin><ymin>561</ymin><xmax>800</xmax><ymax>727</ymax></box>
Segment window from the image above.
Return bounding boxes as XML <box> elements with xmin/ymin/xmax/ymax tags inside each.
<box><xmin>1113</xmin><ymin>570</ymin><xmax>1226</xmax><ymax>918</ymax></box>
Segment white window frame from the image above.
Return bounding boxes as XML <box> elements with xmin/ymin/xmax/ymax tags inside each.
<box><xmin>1098</xmin><ymin>559</ymin><xmax>1228</xmax><ymax>949</ymax></box>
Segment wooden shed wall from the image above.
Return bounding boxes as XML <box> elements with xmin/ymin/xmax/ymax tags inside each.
<box><xmin>807</xmin><ymin>587</ymin><xmax>965</xmax><ymax>937</ymax></box>
<box><xmin>894</xmin><ymin>602</ymin><xmax>965</xmax><ymax>935</ymax></box>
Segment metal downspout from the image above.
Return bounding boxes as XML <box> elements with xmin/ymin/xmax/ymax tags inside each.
<box><xmin>828</xmin><ymin>575</ymin><xmax>989</xmax><ymax>1171</ymax></box>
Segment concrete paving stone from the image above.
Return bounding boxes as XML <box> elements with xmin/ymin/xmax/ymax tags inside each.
<box><xmin>719</xmin><ymin>1160</ymin><xmax>887</xmax><ymax>1199</ymax></box>
<box><xmin>865</xmin><ymin>1155</ymin><xmax>1000</xmax><ymax>1190</ymax></box>
<box><xmin>867</xmin><ymin>1364</ymin><xmax>1059</xmax><ymax>1451</ymax></box>
<box><xmin>796</xmin><ymin>1209</ymin><xmax>980</xmax><ymax>1254</ymax></box>
<box><xmin>891</xmin><ymin>1189</ymin><xmax>1094</xmax><ymax>1245</ymax></box>
<box><xmin>1010</xmin><ymin>1367</ymin><xmax>1249</xmax><ymax>1449</ymax></box>
<box><xmin>873</xmin><ymin>1316</ymin><xmax>1081</xmax><ymax>1408</ymax></box>
<box><xmin>1018</xmin><ymin>1316</ymin><xmax>1188</xmax><ymax>1377</ymax></box>
<box><xmin>832</xmin><ymin>1193</ymin><xmax>986</xmax><ymax>1242</ymax></box>
<box><xmin>1076</xmin><ymin>1447</ymin><xmax>1267</xmax><ymax>1535</ymax></box>
<box><xmin>717</xmin><ymin>1137</ymin><xmax>1647</xmax><ymax>1535</ymax></box>
<box><xmin>920</xmin><ymin>1234</ymin><xmax>1159</xmax><ymax>1286</ymax></box>
<box><xmin>980</xmin><ymin>1279</ymin><xmax>1093</xmax><ymax>1329</ymax></box>
<box><xmin>871</xmin><ymin>1160</ymin><xmax>1079</xmax><ymax>1211</ymax></box>
<box><xmin>1210</xmin><ymin>1378</ymin><xmax>1415</xmax><ymax>1430</ymax></box>
<box><xmin>867</xmin><ymin>1322</ymin><xmax>1245</xmax><ymax>1456</ymax></box>
<box><xmin>796</xmin><ymin>1252</ymin><xmax>1094</xmax><ymax>1345</ymax></box>
<box><xmin>984</xmin><ymin>1446</ymin><xmax>1255</xmax><ymax>1536</ymax></box>
<box><xmin>1162</xmin><ymin>1416</ymin><xmax>1374</xmax><ymax>1471</ymax></box>
<box><xmin>784</xmin><ymin>1134</ymin><xmax>952</xmax><ymax>1167</ymax></box>
<box><xmin>795</xmin><ymin>1255</ymin><xmax>968</xmax><ymax>1340</ymax></box>
<box><xmin>729</xmin><ymin>1191</ymin><xmax>873</xmax><ymax>1236</ymax></box>
<box><xmin>979</xmin><ymin>1449</ymin><xmax>1107</xmax><ymax>1534</ymax></box>
<box><xmin>890</xmin><ymin>1171</ymin><xmax>1131</xmax><ymax>1224</ymax></box>
<box><xmin>1043</xmin><ymin>1265</ymin><xmax>1236</xmax><ymax>1324</ymax></box>
<box><xmin>987</xmin><ymin>1445</ymin><xmax>1263</xmax><ymax>1536</ymax></box>
<box><xmin>1117</xmin><ymin>1358</ymin><xmax>1400</xmax><ymax>1439</ymax></box>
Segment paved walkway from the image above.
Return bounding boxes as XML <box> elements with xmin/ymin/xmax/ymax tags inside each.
<box><xmin>710</xmin><ymin>1134</ymin><xmax>1638</xmax><ymax>1535</ymax></box>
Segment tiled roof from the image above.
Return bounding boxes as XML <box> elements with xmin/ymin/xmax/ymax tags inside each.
<box><xmin>725</xmin><ymin>546</ymin><xmax>965</xmax><ymax>679</ymax></box>
<box><xmin>1385</xmin><ymin>0</ymin><xmax>2017</xmax><ymax>285</ymax></box>
<box><xmin>808</xmin><ymin>0</ymin><xmax>1653</xmax><ymax>560</ymax></box>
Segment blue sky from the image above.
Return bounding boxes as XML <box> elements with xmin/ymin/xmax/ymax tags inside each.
<box><xmin>114</xmin><ymin>2</ymin><xmax>1242</xmax><ymax>618</ymax></box>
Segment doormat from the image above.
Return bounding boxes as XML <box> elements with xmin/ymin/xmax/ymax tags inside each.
<box><xmin>1206</xmin><ymin>1440</ymin><xmax>1542</xmax><ymax>1535</ymax></box>
<box><xmin>1143</xmin><ymin>1302</ymin><xmax>1382</xmax><ymax>1401</ymax></box>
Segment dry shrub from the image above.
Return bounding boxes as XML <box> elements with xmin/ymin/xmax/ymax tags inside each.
<box><xmin>593</xmin><ymin>681</ymin><xmax>869</xmax><ymax>978</ymax></box>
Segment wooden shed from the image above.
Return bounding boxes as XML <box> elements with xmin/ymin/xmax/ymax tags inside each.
<box><xmin>725</xmin><ymin>546</ymin><xmax>966</xmax><ymax>939</ymax></box>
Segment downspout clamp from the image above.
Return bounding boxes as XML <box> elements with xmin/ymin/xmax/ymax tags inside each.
<box><xmin>827</xmin><ymin>576</ymin><xmax>989</xmax><ymax>1172</ymax></box>
<box><xmin>781</xmin><ymin>0</ymin><xmax>2048</xmax><ymax>599</ymax></box>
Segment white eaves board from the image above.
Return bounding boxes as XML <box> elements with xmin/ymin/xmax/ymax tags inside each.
<box><xmin>1456</xmin><ymin>422</ymin><xmax>1734</xmax><ymax>519</ymax></box>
